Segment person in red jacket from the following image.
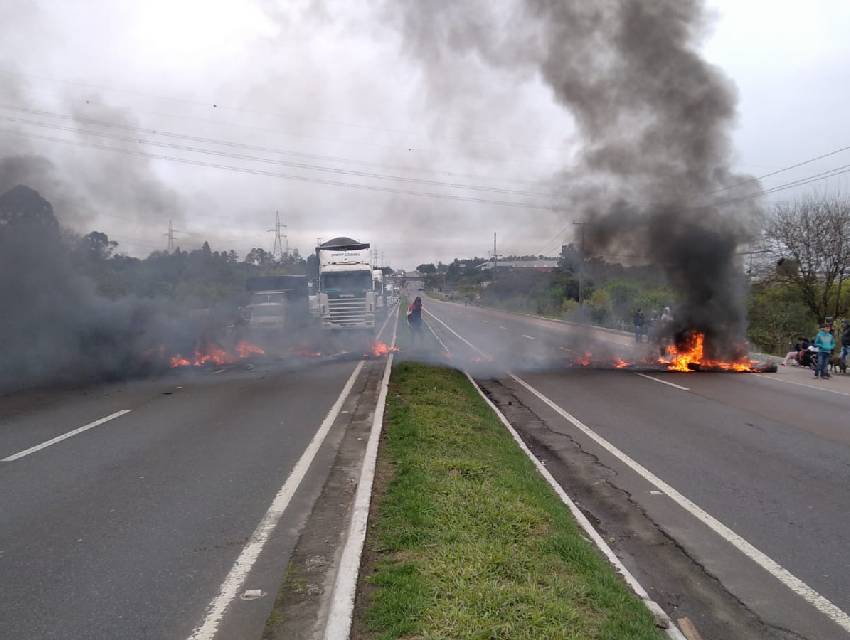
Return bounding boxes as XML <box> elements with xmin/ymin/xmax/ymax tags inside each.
<box><xmin>407</xmin><ymin>296</ymin><xmax>423</xmax><ymax>345</ymax></box>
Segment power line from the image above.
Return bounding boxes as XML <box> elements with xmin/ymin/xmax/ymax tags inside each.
<box><xmin>1</xmin><ymin>126</ymin><xmax>567</xmax><ymax>213</ymax></box>
<box><xmin>0</xmin><ymin>102</ymin><xmax>550</xmax><ymax>187</ymax></box>
<box><xmin>711</xmin><ymin>142</ymin><xmax>850</xmax><ymax>195</ymax></box>
<box><xmin>532</xmin><ymin>160</ymin><xmax>850</xmax><ymax>256</ymax></box>
<box><xmin>0</xmin><ymin>67</ymin><xmax>573</xmax><ymax>157</ymax></box>
<box><xmin>0</xmin><ymin>111</ymin><xmax>555</xmax><ymax>200</ymax></box>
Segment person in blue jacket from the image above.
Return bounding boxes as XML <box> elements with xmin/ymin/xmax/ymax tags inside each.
<box><xmin>813</xmin><ymin>323</ymin><xmax>836</xmax><ymax>379</ymax></box>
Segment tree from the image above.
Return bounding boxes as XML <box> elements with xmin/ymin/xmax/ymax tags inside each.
<box><xmin>245</xmin><ymin>247</ymin><xmax>274</xmax><ymax>267</ymax></box>
<box><xmin>79</xmin><ymin>231</ymin><xmax>118</xmax><ymax>261</ymax></box>
<box><xmin>767</xmin><ymin>194</ymin><xmax>850</xmax><ymax>321</ymax></box>
<box><xmin>416</xmin><ymin>263</ymin><xmax>437</xmax><ymax>274</ymax></box>
<box><xmin>748</xmin><ymin>281</ymin><xmax>817</xmax><ymax>354</ymax></box>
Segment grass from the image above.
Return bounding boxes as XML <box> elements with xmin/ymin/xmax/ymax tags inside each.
<box><xmin>357</xmin><ymin>360</ymin><xmax>663</xmax><ymax>639</ymax></box>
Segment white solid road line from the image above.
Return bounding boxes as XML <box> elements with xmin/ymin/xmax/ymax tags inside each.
<box><xmin>635</xmin><ymin>372</ymin><xmax>690</xmax><ymax>392</ymax></box>
<box><xmin>424</xmin><ymin>318</ymin><xmax>450</xmax><ymax>353</ymax></box>
<box><xmin>510</xmin><ymin>373</ymin><xmax>850</xmax><ymax>635</ymax></box>
<box><xmin>324</xmin><ymin>309</ymin><xmax>399</xmax><ymax>640</ymax></box>
<box><xmin>426</xmin><ymin>305</ymin><xmax>850</xmax><ymax>635</ymax></box>
<box><xmin>424</xmin><ymin>308</ymin><xmax>490</xmax><ymax>360</ymax></box>
<box><xmin>375</xmin><ymin>303</ymin><xmax>398</xmax><ymax>341</ymax></box>
<box><xmin>1</xmin><ymin>409</ymin><xmax>132</xmax><ymax>462</ymax></box>
<box><xmin>521</xmin><ymin>334</ymin><xmax>536</xmax><ymax>340</ymax></box>
<box><xmin>465</xmin><ymin>372</ymin><xmax>686</xmax><ymax>640</ymax></box>
<box><xmin>186</xmin><ymin>360</ymin><xmax>366</xmax><ymax>640</ymax></box>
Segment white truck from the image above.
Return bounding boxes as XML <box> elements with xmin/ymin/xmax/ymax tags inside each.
<box><xmin>373</xmin><ymin>269</ymin><xmax>386</xmax><ymax>315</ymax></box>
<box><xmin>245</xmin><ymin>275</ymin><xmax>309</xmax><ymax>333</ymax></box>
<box><xmin>314</xmin><ymin>237</ymin><xmax>376</xmax><ymax>331</ymax></box>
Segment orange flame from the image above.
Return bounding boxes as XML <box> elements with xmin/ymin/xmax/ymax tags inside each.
<box><xmin>371</xmin><ymin>341</ymin><xmax>399</xmax><ymax>357</ymax></box>
<box><xmin>576</xmin><ymin>352</ymin><xmax>593</xmax><ymax>367</ymax></box>
<box><xmin>169</xmin><ymin>340</ymin><xmax>265</xmax><ymax>368</ymax></box>
<box><xmin>236</xmin><ymin>340</ymin><xmax>265</xmax><ymax>358</ymax></box>
<box><xmin>613</xmin><ymin>358</ymin><xmax>630</xmax><ymax>369</ymax></box>
<box><xmin>658</xmin><ymin>332</ymin><xmax>754</xmax><ymax>372</ymax></box>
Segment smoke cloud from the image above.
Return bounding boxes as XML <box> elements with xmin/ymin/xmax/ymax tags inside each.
<box><xmin>388</xmin><ymin>0</ymin><xmax>762</xmax><ymax>356</ymax></box>
<box><xmin>0</xmin><ymin>185</ymin><xmax>207</xmax><ymax>392</ymax></box>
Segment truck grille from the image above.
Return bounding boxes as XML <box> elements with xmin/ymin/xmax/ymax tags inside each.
<box><xmin>326</xmin><ymin>297</ymin><xmax>372</xmax><ymax>327</ymax></box>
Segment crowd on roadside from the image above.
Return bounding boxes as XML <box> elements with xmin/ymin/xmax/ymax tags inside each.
<box><xmin>631</xmin><ymin>306</ymin><xmax>673</xmax><ymax>345</ymax></box>
<box><xmin>783</xmin><ymin>319</ymin><xmax>850</xmax><ymax>379</ymax></box>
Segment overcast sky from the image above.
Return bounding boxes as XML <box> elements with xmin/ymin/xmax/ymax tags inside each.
<box><xmin>1</xmin><ymin>0</ymin><xmax>848</xmax><ymax>268</ymax></box>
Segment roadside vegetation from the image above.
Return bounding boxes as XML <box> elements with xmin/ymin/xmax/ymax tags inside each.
<box><xmin>421</xmin><ymin>193</ymin><xmax>850</xmax><ymax>355</ymax></box>
<box><xmin>355</xmin><ymin>361</ymin><xmax>662</xmax><ymax>640</ymax></box>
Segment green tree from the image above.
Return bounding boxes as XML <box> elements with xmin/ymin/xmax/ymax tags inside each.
<box><xmin>588</xmin><ymin>289</ymin><xmax>612</xmax><ymax>324</ymax></box>
<box><xmin>747</xmin><ymin>282</ymin><xmax>817</xmax><ymax>354</ymax></box>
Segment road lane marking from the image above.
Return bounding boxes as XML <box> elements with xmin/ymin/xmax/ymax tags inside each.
<box><xmin>521</xmin><ymin>334</ymin><xmax>536</xmax><ymax>340</ymax></box>
<box><xmin>499</xmin><ymin>325</ymin><xmax>507</xmax><ymax>330</ymax></box>
<box><xmin>756</xmin><ymin>373</ymin><xmax>850</xmax><ymax>398</ymax></box>
<box><xmin>635</xmin><ymin>373</ymin><xmax>690</xmax><ymax>391</ymax></box>
<box><xmin>187</xmin><ymin>359</ymin><xmax>366</xmax><ymax>640</ymax></box>
<box><xmin>424</xmin><ymin>308</ymin><xmax>491</xmax><ymax>360</ymax></box>
<box><xmin>424</xmin><ymin>319</ymin><xmax>450</xmax><ymax>353</ymax></box>
<box><xmin>376</xmin><ymin>303</ymin><xmax>399</xmax><ymax>340</ymax></box>
<box><xmin>1</xmin><ymin>410</ymin><xmax>131</xmax><ymax>462</ymax></box>
<box><xmin>427</xmin><ymin>306</ymin><xmax>850</xmax><ymax>634</ymax></box>
<box><xmin>325</xmin><ymin>308</ymin><xmax>400</xmax><ymax>639</ymax></box>
<box><xmin>465</xmin><ymin>371</ymin><xmax>686</xmax><ymax>640</ymax></box>
<box><xmin>510</xmin><ymin>373</ymin><xmax>850</xmax><ymax>634</ymax></box>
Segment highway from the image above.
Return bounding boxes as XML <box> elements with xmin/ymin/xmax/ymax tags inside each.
<box><xmin>0</xmin><ymin>327</ymin><xmax>393</xmax><ymax>639</ymax></box>
<box><xmin>421</xmin><ymin>294</ymin><xmax>850</xmax><ymax>640</ymax></box>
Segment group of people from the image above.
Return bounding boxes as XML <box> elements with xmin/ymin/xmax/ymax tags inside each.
<box><xmin>783</xmin><ymin>320</ymin><xmax>850</xmax><ymax>379</ymax></box>
<box><xmin>632</xmin><ymin>306</ymin><xmax>673</xmax><ymax>344</ymax></box>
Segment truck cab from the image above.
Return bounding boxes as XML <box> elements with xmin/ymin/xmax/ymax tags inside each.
<box><xmin>315</xmin><ymin>237</ymin><xmax>376</xmax><ymax>330</ymax></box>
<box><xmin>245</xmin><ymin>276</ymin><xmax>309</xmax><ymax>333</ymax></box>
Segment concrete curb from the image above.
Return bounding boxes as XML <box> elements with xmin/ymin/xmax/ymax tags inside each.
<box><xmin>323</xmin><ymin>306</ymin><xmax>399</xmax><ymax>640</ymax></box>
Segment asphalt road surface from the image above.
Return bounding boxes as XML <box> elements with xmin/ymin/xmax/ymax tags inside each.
<box><xmin>0</xmin><ymin>342</ymin><xmax>388</xmax><ymax>639</ymax></box>
<box><xmin>419</xmin><ymin>293</ymin><xmax>850</xmax><ymax>640</ymax></box>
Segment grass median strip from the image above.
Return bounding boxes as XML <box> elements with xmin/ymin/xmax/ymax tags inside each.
<box><xmin>354</xmin><ymin>361</ymin><xmax>662</xmax><ymax>639</ymax></box>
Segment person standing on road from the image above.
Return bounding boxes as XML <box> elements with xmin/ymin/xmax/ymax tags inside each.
<box><xmin>841</xmin><ymin>321</ymin><xmax>850</xmax><ymax>369</ymax></box>
<box><xmin>813</xmin><ymin>323</ymin><xmax>836</xmax><ymax>379</ymax></box>
<box><xmin>407</xmin><ymin>296</ymin><xmax>424</xmax><ymax>346</ymax></box>
<box><xmin>633</xmin><ymin>308</ymin><xmax>646</xmax><ymax>343</ymax></box>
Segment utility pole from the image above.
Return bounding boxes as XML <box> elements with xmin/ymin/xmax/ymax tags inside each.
<box><xmin>268</xmin><ymin>210</ymin><xmax>287</xmax><ymax>260</ymax></box>
<box><xmin>573</xmin><ymin>222</ymin><xmax>586</xmax><ymax>306</ymax></box>
<box><xmin>492</xmin><ymin>232</ymin><xmax>498</xmax><ymax>282</ymax></box>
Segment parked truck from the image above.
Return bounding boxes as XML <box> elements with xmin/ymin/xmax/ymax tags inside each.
<box><xmin>314</xmin><ymin>237</ymin><xmax>376</xmax><ymax>332</ymax></box>
<box><xmin>245</xmin><ymin>275</ymin><xmax>309</xmax><ymax>334</ymax></box>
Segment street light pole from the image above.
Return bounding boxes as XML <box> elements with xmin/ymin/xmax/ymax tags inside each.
<box><xmin>573</xmin><ymin>222</ymin><xmax>586</xmax><ymax>306</ymax></box>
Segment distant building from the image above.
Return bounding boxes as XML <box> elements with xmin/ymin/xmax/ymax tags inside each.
<box><xmin>478</xmin><ymin>259</ymin><xmax>560</xmax><ymax>273</ymax></box>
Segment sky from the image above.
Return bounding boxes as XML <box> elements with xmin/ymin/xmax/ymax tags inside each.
<box><xmin>1</xmin><ymin>0</ymin><xmax>848</xmax><ymax>268</ymax></box>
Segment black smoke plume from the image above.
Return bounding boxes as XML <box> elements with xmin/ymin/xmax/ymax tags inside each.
<box><xmin>0</xmin><ymin>185</ymin><xmax>200</xmax><ymax>392</ymax></box>
<box><xmin>389</xmin><ymin>0</ymin><xmax>762</xmax><ymax>357</ymax></box>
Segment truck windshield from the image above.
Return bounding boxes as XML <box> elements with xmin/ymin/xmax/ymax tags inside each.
<box><xmin>250</xmin><ymin>305</ymin><xmax>283</xmax><ymax>317</ymax></box>
<box><xmin>322</xmin><ymin>272</ymin><xmax>372</xmax><ymax>293</ymax></box>
<box><xmin>250</xmin><ymin>293</ymin><xmax>285</xmax><ymax>304</ymax></box>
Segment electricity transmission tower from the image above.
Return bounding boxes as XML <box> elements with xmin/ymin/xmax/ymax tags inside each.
<box><xmin>164</xmin><ymin>220</ymin><xmax>179</xmax><ymax>252</ymax></box>
<box><xmin>268</xmin><ymin>210</ymin><xmax>288</xmax><ymax>260</ymax></box>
